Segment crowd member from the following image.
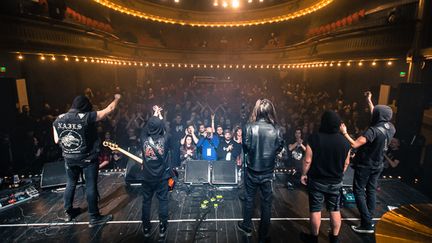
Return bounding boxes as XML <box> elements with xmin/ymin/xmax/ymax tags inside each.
<box><xmin>53</xmin><ymin>94</ymin><xmax>120</xmax><ymax>227</ymax></box>
<box><xmin>288</xmin><ymin>128</ymin><xmax>306</xmax><ymax>171</ymax></box>
<box><xmin>170</xmin><ymin>114</ymin><xmax>185</xmax><ymax>167</ymax></box>
<box><xmin>340</xmin><ymin>91</ymin><xmax>396</xmax><ymax>234</ymax></box>
<box><xmin>216</xmin><ymin>125</ymin><xmax>224</xmax><ymax>138</ymax></box>
<box><xmin>180</xmin><ymin>135</ymin><xmax>197</xmax><ymax>164</ymax></box>
<box><xmin>196</xmin><ymin>115</ymin><xmax>219</xmax><ymax>161</ymax></box>
<box><xmin>216</xmin><ymin>129</ymin><xmax>240</xmax><ymax>161</ymax></box>
<box><xmin>237</xmin><ymin>99</ymin><xmax>284</xmax><ymax>243</ymax></box>
<box><xmin>180</xmin><ymin>125</ymin><xmax>199</xmax><ymax>145</ymax></box>
<box><xmin>140</xmin><ymin>105</ymin><xmax>170</xmax><ymax>238</ymax></box>
<box><xmin>301</xmin><ymin>111</ymin><xmax>351</xmax><ymax>243</ymax></box>
<box><xmin>382</xmin><ymin>138</ymin><xmax>402</xmax><ymax>176</ymax></box>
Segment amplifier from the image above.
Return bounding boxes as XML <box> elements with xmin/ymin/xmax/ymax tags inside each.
<box><xmin>41</xmin><ymin>160</ymin><xmax>82</xmax><ymax>188</ymax></box>
<box><xmin>211</xmin><ymin>161</ymin><xmax>238</xmax><ymax>185</ymax></box>
<box><xmin>184</xmin><ymin>160</ymin><xmax>210</xmax><ymax>184</ymax></box>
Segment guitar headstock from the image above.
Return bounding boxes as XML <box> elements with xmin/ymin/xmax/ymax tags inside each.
<box><xmin>103</xmin><ymin>140</ymin><xmax>119</xmax><ymax>150</ymax></box>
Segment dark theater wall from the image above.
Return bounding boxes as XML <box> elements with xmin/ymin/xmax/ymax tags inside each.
<box><xmin>303</xmin><ymin>61</ymin><xmax>409</xmax><ymax>103</ymax></box>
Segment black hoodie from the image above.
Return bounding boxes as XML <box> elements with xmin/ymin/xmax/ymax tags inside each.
<box><xmin>308</xmin><ymin>111</ymin><xmax>351</xmax><ymax>184</ymax></box>
<box><xmin>140</xmin><ymin>117</ymin><xmax>170</xmax><ymax>181</ymax></box>
<box><xmin>354</xmin><ymin>105</ymin><xmax>396</xmax><ymax>168</ymax></box>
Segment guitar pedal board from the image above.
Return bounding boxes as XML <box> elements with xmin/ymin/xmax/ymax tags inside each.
<box><xmin>0</xmin><ymin>185</ymin><xmax>39</xmax><ymax>212</ymax></box>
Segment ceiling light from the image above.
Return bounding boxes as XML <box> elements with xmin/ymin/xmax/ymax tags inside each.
<box><xmin>248</xmin><ymin>0</ymin><xmax>253</xmax><ymax>3</ymax></box>
<box><xmin>259</xmin><ymin>0</ymin><xmax>264</xmax><ymax>2</ymax></box>
<box><xmin>18</xmin><ymin>54</ymin><xmax>23</xmax><ymax>60</ymax></box>
<box><xmin>213</xmin><ymin>0</ymin><xmax>218</xmax><ymax>6</ymax></box>
<box><xmin>232</xmin><ymin>0</ymin><xmax>239</xmax><ymax>8</ymax></box>
<box><xmin>222</xmin><ymin>1</ymin><xmax>228</xmax><ymax>8</ymax></box>
<box><xmin>387</xmin><ymin>61</ymin><xmax>393</xmax><ymax>66</ymax></box>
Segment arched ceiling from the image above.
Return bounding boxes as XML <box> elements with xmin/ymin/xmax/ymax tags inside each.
<box><xmin>92</xmin><ymin>0</ymin><xmax>333</xmax><ymax>27</ymax></box>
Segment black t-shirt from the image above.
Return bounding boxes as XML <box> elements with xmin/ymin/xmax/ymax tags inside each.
<box><xmin>354</xmin><ymin>122</ymin><xmax>396</xmax><ymax>168</ymax></box>
<box><xmin>289</xmin><ymin>139</ymin><xmax>306</xmax><ymax>162</ymax></box>
<box><xmin>382</xmin><ymin>148</ymin><xmax>402</xmax><ymax>176</ymax></box>
<box><xmin>307</xmin><ymin>132</ymin><xmax>351</xmax><ymax>184</ymax></box>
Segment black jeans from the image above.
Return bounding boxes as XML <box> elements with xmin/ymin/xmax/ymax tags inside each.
<box><xmin>353</xmin><ymin>166</ymin><xmax>383</xmax><ymax>227</ymax></box>
<box><xmin>243</xmin><ymin>169</ymin><xmax>273</xmax><ymax>238</ymax></box>
<box><xmin>64</xmin><ymin>159</ymin><xmax>99</xmax><ymax>219</ymax></box>
<box><xmin>141</xmin><ymin>180</ymin><xmax>169</xmax><ymax>228</ymax></box>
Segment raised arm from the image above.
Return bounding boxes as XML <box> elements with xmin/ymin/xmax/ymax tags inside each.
<box><xmin>96</xmin><ymin>94</ymin><xmax>121</xmax><ymax>121</ymax></box>
<box><xmin>211</xmin><ymin>113</ymin><xmax>215</xmax><ymax>133</ymax></box>
<box><xmin>340</xmin><ymin>123</ymin><xmax>367</xmax><ymax>149</ymax></box>
<box><xmin>365</xmin><ymin>91</ymin><xmax>374</xmax><ymax>115</ymax></box>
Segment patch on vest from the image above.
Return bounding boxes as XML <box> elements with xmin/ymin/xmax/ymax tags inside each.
<box><xmin>59</xmin><ymin>130</ymin><xmax>83</xmax><ymax>152</ymax></box>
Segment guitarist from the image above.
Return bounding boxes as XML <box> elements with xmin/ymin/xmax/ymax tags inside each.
<box><xmin>140</xmin><ymin>105</ymin><xmax>170</xmax><ymax>238</ymax></box>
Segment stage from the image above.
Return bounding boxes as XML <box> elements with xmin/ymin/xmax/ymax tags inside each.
<box><xmin>0</xmin><ymin>172</ymin><xmax>430</xmax><ymax>243</ymax></box>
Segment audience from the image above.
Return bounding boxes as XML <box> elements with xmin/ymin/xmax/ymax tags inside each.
<box><xmin>4</xmin><ymin>75</ymin><xmax>393</xmax><ymax>177</ymax></box>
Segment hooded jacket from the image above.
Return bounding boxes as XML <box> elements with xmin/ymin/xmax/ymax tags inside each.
<box><xmin>354</xmin><ymin>105</ymin><xmax>396</xmax><ymax>168</ymax></box>
<box><xmin>140</xmin><ymin>117</ymin><xmax>170</xmax><ymax>181</ymax></box>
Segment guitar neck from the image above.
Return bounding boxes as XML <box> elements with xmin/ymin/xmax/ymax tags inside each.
<box><xmin>116</xmin><ymin>147</ymin><xmax>143</xmax><ymax>164</ymax></box>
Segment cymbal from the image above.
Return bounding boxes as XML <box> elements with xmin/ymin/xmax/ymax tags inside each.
<box><xmin>376</xmin><ymin>203</ymin><xmax>432</xmax><ymax>243</ymax></box>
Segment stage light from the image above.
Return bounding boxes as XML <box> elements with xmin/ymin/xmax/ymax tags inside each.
<box><xmin>217</xmin><ymin>64</ymin><xmax>220</xmax><ymax>68</ymax></box>
<box><xmin>387</xmin><ymin>61</ymin><xmax>393</xmax><ymax>66</ymax></box>
<box><xmin>152</xmin><ymin>63</ymin><xmax>155</xmax><ymax>67</ymax></box>
<box><xmin>329</xmin><ymin>62</ymin><xmax>333</xmax><ymax>67</ymax></box>
<box><xmin>213</xmin><ymin>0</ymin><xmax>218</xmax><ymax>6</ymax></box>
<box><xmin>259</xmin><ymin>0</ymin><xmax>264</xmax><ymax>2</ymax></box>
<box><xmin>222</xmin><ymin>1</ymin><xmax>228</xmax><ymax>8</ymax></box>
<box><xmin>18</xmin><ymin>54</ymin><xmax>23</xmax><ymax>60</ymax></box>
<box><xmin>223</xmin><ymin>64</ymin><xmax>226</xmax><ymax>68</ymax></box>
<box><xmin>232</xmin><ymin>0</ymin><xmax>240</xmax><ymax>8</ymax></box>
<box><xmin>191</xmin><ymin>64</ymin><xmax>194</xmax><ymax>68</ymax></box>
<box><xmin>91</xmin><ymin>58</ymin><xmax>95</xmax><ymax>63</ymax></box>
<box><xmin>346</xmin><ymin>62</ymin><xmax>351</xmax><ymax>66</ymax></box>
<box><xmin>177</xmin><ymin>63</ymin><xmax>181</xmax><ymax>67</ymax></box>
<box><xmin>248</xmin><ymin>0</ymin><xmax>253</xmax><ymax>3</ymax></box>
<box><xmin>210</xmin><ymin>64</ymin><xmax>214</xmax><ymax>68</ymax></box>
<box><xmin>75</xmin><ymin>57</ymin><xmax>79</xmax><ymax>62</ymax></box>
<box><xmin>372</xmin><ymin>61</ymin><xmax>377</xmax><ymax>66</ymax></box>
<box><xmin>229</xmin><ymin>64</ymin><xmax>233</xmax><ymax>68</ymax></box>
<box><xmin>51</xmin><ymin>55</ymin><xmax>56</xmax><ymax>61</ymax></box>
<box><xmin>204</xmin><ymin>64</ymin><xmax>207</xmax><ymax>68</ymax></box>
<box><xmin>337</xmin><ymin>62</ymin><xmax>341</xmax><ymax>67</ymax></box>
<box><xmin>96</xmin><ymin>59</ymin><xmax>100</xmax><ymax>63</ymax></box>
<box><xmin>64</xmin><ymin>56</ymin><xmax>69</xmax><ymax>61</ymax></box>
<box><xmin>324</xmin><ymin>63</ymin><xmax>327</xmax><ymax>67</ymax></box>
<box><xmin>358</xmin><ymin>62</ymin><xmax>363</xmax><ymax>66</ymax></box>
<box><xmin>84</xmin><ymin>58</ymin><xmax>88</xmax><ymax>62</ymax></box>
<box><xmin>174</xmin><ymin>0</ymin><xmax>180</xmax><ymax>3</ymax></box>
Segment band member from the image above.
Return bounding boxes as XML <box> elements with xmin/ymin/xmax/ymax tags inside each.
<box><xmin>140</xmin><ymin>105</ymin><xmax>170</xmax><ymax>238</ymax></box>
<box><xmin>53</xmin><ymin>94</ymin><xmax>120</xmax><ymax>227</ymax></box>
<box><xmin>301</xmin><ymin>111</ymin><xmax>351</xmax><ymax>243</ymax></box>
<box><xmin>237</xmin><ymin>99</ymin><xmax>284</xmax><ymax>242</ymax></box>
<box><xmin>340</xmin><ymin>91</ymin><xmax>395</xmax><ymax>234</ymax></box>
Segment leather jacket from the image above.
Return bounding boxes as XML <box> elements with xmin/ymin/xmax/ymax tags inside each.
<box><xmin>242</xmin><ymin>119</ymin><xmax>284</xmax><ymax>173</ymax></box>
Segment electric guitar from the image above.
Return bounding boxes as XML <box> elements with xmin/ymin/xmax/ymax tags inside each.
<box><xmin>103</xmin><ymin>141</ymin><xmax>176</xmax><ymax>190</ymax></box>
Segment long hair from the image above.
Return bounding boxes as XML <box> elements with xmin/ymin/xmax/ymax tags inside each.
<box><xmin>249</xmin><ymin>99</ymin><xmax>278</xmax><ymax>125</ymax></box>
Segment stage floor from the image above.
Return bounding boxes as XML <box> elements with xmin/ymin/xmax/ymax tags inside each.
<box><xmin>0</xmin><ymin>173</ymin><xmax>430</xmax><ymax>243</ymax></box>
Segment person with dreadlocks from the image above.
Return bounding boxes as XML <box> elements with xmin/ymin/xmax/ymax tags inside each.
<box><xmin>53</xmin><ymin>94</ymin><xmax>121</xmax><ymax>227</ymax></box>
<box><xmin>237</xmin><ymin>99</ymin><xmax>284</xmax><ymax>243</ymax></box>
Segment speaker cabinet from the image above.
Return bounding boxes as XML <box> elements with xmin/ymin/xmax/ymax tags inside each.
<box><xmin>40</xmin><ymin>160</ymin><xmax>82</xmax><ymax>188</ymax></box>
<box><xmin>184</xmin><ymin>160</ymin><xmax>210</xmax><ymax>184</ymax></box>
<box><xmin>125</xmin><ymin>158</ymin><xmax>146</xmax><ymax>184</ymax></box>
<box><xmin>211</xmin><ymin>161</ymin><xmax>238</xmax><ymax>185</ymax></box>
<box><xmin>396</xmin><ymin>83</ymin><xmax>425</xmax><ymax>143</ymax></box>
